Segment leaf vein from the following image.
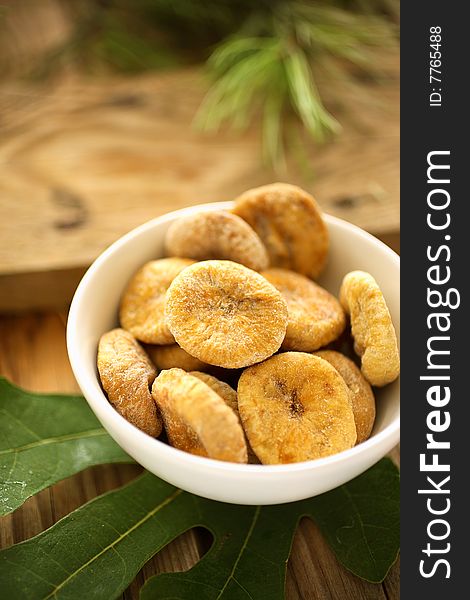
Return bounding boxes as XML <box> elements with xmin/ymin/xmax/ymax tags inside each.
<box><xmin>340</xmin><ymin>486</ymin><xmax>377</xmax><ymax>566</ymax></box>
<box><xmin>0</xmin><ymin>409</ymin><xmax>42</xmax><ymax>443</ymax></box>
<box><xmin>2</xmin><ymin>556</ymin><xmax>59</xmax><ymax>589</ymax></box>
<box><xmin>0</xmin><ymin>429</ymin><xmax>108</xmax><ymax>457</ymax></box>
<box><xmin>215</xmin><ymin>506</ymin><xmax>261</xmax><ymax>600</ymax></box>
<box><xmin>41</xmin><ymin>488</ymin><xmax>182</xmax><ymax>600</ymax></box>
<box><xmin>232</xmin><ymin>575</ymin><xmax>255</xmax><ymax>599</ymax></box>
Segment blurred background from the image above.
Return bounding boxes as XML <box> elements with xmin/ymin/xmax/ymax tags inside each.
<box><xmin>0</xmin><ymin>3</ymin><xmax>400</xmax><ymax>596</ymax></box>
<box><xmin>0</xmin><ymin>0</ymin><xmax>399</xmax><ymax>312</ymax></box>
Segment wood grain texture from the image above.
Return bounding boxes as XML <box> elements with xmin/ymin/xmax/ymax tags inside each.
<box><xmin>1</xmin><ymin>3</ymin><xmax>400</xmax><ymax>593</ymax></box>
<box><xmin>0</xmin><ymin>54</ymin><xmax>398</xmax><ymax>311</ymax></box>
<box><xmin>0</xmin><ymin>311</ymin><xmax>400</xmax><ymax>599</ymax></box>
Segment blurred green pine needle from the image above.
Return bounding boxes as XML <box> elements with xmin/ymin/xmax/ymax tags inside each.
<box><xmin>197</xmin><ymin>2</ymin><xmax>397</xmax><ymax>166</ymax></box>
<box><xmin>4</xmin><ymin>0</ymin><xmax>398</xmax><ymax>167</ymax></box>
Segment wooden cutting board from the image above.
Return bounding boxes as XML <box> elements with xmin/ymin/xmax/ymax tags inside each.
<box><xmin>0</xmin><ymin>56</ymin><xmax>399</xmax><ymax>311</ymax></box>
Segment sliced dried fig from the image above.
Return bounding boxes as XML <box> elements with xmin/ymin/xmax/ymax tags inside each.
<box><xmin>146</xmin><ymin>344</ymin><xmax>210</xmax><ymax>373</ymax></box>
<box><xmin>190</xmin><ymin>371</ymin><xmax>260</xmax><ymax>463</ymax></box>
<box><xmin>340</xmin><ymin>271</ymin><xmax>400</xmax><ymax>387</ymax></box>
<box><xmin>233</xmin><ymin>182</ymin><xmax>328</xmax><ymax>278</ymax></box>
<box><xmin>120</xmin><ymin>258</ymin><xmax>194</xmax><ymax>344</ymax></box>
<box><xmin>189</xmin><ymin>371</ymin><xmax>238</xmax><ymax>414</ymax></box>
<box><xmin>97</xmin><ymin>328</ymin><xmax>161</xmax><ymax>436</ymax></box>
<box><xmin>152</xmin><ymin>368</ymin><xmax>247</xmax><ymax>463</ymax></box>
<box><xmin>165</xmin><ymin>260</ymin><xmax>288</xmax><ymax>368</ymax></box>
<box><xmin>237</xmin><ymin>352</ymin><xmax>356</xmax><ymax>464</ymax></box>
<box><xmin>165</xmin><ymin>210</ymin><xmax>269</xmax><ymax>271</ymax></box>
<box><xmin>314</xmin><ymin>350</ymin><xmax>375</xmax><ymax>444</ymax></box>
<box><xmin>262</xmin><ymin>268</ymin><xmax>345</xmax><ymax>351</ymax></box>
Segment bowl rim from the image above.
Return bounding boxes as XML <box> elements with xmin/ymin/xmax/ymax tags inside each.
<box><xmin>67</xmin><ymin>202</ymin><xmax>400</xmax><ymax>475</ymax></box>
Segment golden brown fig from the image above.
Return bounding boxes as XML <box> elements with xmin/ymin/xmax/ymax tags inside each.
<box><xmin>190</xmin><ymin>371</ymin><xmax>260</xmax><ymax>463</ymax></box>
<box><xmin>340</xmin><ymin>271</ymin><xmax>400</xmax><ymax>387</ymax></box>
<box><xmin>189</xmin><ymin>371</ymin><xmax>238</xmax><ymax>414</ymax></box>
<box><xmin>120</xmin><ymin>258</ymin><xmax>195</xmax><ymax>345</ymax></box>
<box><xmin>262</xmin><ymin>268</ymin><xmax>345</xmax><ymax>351</ymax></box>
<box><xmin>314</xmin><ymin>350</ymin><xmax>375</xmax><ymax>444</ymax></box>
<box><xmin>165</xmin><ymin>260</ymin><xmax>288</xmax><ymax>368</ymax></box>
<box><xmin>152</xmin><ymin>368</ymin><xmax>247</xmax><ymax>463</ymax></box>
<box><xmin>165</xmin><ymin>210</ymin><xmax>269</xmax><ymax>271</ymax></box>
<box><xmin>97</xmin><ymin>328</ymin><xmax>161</xmax><ymax>436</ymax></box>
<box><xmin>146</xmin><ymin>344</ymin><xmax>210</xmax><ymax>373</ymax></box>
<box><xmin>237</xmin><ymin>352</ymin><xmax>356</xmax><ymax>464</ymax></box>
<box><xmin>233</xmin><ymin>183</ymin><xmax>328</xmax><ymax>278</ymax></box>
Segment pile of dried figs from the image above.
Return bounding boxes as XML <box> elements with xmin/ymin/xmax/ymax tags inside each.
<box><xmin>97</xmin><ymin>183</ymin><xmax>399</xmax><ymax>464</ymax></box>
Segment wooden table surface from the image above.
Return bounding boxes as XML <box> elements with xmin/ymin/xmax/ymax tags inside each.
<box><xmin>0</xmin><ymin>310</ymin><xmax>400</xmax><ymax>599</ymax></box>
<box><xmin>0</xmin><ymin>3</ymin><xmax>400</xmax><ymax>595</ymax></box>
<box><xmin>0</xmin><ymin>49</ymin><xmax>399</xmax><ymax>312</ymax></box>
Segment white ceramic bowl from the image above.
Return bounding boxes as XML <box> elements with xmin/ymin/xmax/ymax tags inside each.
<box><xmin>67</xmin><ymin>202</ymin><xmax>400</xmax><ymax>505</ymax></box>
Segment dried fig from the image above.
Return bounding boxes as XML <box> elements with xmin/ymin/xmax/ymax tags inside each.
<box><xmin>340</xmin><ymin>271</ymin><xmax>400</xmax><ymax>386</ymax></box>
<box><xmin>233</xmin><ymin>183</ymin><xmax>328</xmax><ymax>278</ymax></box>
<box><xmin>146</xmin><ymin>344</ymin><xmax>210</xmax><ymax>373</ymax></box>
<box><xmin>165</xmin><ymin>210</ymin><xmax>269</xmax><ymax>271</ymax></box>
<box><xmin>237</xmin><ymin>352</ymin><xmax>356</xmax><ymax>464</ymax></box>
<box><xmin>190</xmin><ymin>371</ymin><xmax>260</xmax><ymax>463</ymax></box>
<box><xmin>97</xmin><ymin>328</ymin><xmax>161</xmax><ymax>436</ymax></box>
<box><xmin>165</xmin><ymin>260</ymin><xmax>288</xmax><ymax>368</ymax></box>
<box><xmin>152</xmin><ymin>368</ymin><xmax>247</xmax><ymax>463</ymax></box>
<box><xmin>314</xmin><ymin>350</ymin><xmax>375</xmax><ymax>444</ymax></box>
<box><xmin>189</xmin><ymin>371</ymin><xmax>238</xmax><ymax>414</ymax></box>
<box><xmin>262</xmin><ymin>268</ymin><xmax>345</xmax><ymax>351</ymax></box>
<box><xmin>120</xmin><ymin>258</ymin><xmax>194</xmax><ymax>344</ymax></box>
